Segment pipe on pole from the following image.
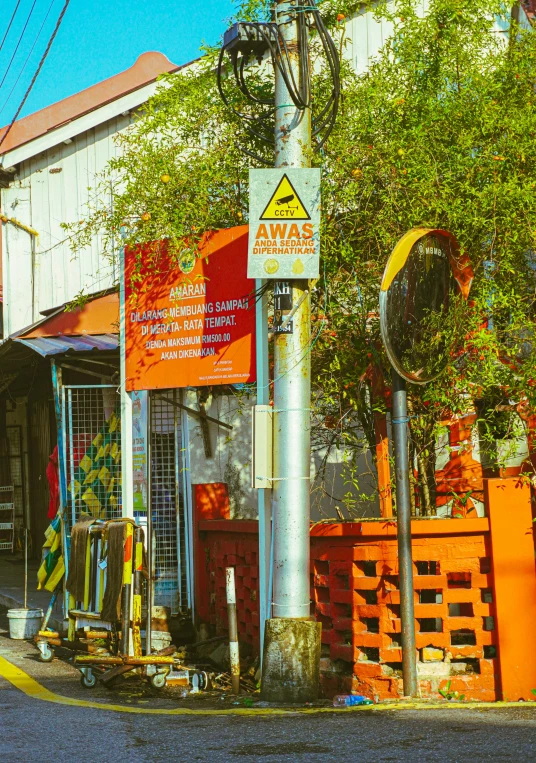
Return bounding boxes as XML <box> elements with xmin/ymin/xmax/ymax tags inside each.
<box><xmin>391</xmin><ymin>370</ymin><xmax>418</xmax><ymax>697</ymax></box>
<box><xmin>226</xmin><ymin>567</ymin><xmax>240</xmax><ymax>695</ymax></box>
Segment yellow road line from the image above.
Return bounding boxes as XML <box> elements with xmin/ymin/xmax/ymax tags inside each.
<box><xmin>0</xmin><ymin>655</ymin><xmax>533</xmax><ymax>716</ymax></box>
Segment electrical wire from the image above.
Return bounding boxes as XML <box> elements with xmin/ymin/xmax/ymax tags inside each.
<box><xmin>0</xmin><ymin>0</ymin><xmax>39</xmax><ymax>91</ymax></box>
<box><xmin>0</xmin><ymin>0</ymin><xmax>22</xmax><ymax>55</ymax></box>
<box><xmin>0</xmin><ymin>0</ymin><xmax>71</xmax><ymax>152</ymax></box>
<box><xmin>0</xmin><ymin>0</ymin><xmax>58</xmax><ymax>117</ymax></box>
<box><xmin>217</xmin><ymin>1</ymin><xmax>340</xmax><ymax>158</ymax></box>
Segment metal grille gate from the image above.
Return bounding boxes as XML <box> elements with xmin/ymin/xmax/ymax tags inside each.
<box><xmin>151</xmin><ymin>391</ymin><xmax>188</xmax><ymax>615</ymax></box>
<box><xmin>63</xmin><ymin>385</ymin><xmax>122</xmax><ymax>531</ymax></box>
<box><xmin>62</xmin><ymin>385</ymin><xmax>190</xmax><ymax>616</ymax></box>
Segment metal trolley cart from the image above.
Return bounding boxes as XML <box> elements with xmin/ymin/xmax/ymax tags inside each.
<box><xmin>36</xmin><ymin>518</ymin><xmax>184</xmax><ymax>688</ymax></box>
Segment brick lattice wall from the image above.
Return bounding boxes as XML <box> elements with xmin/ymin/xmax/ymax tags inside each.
<box><xmin>197</xmin><ymin>519</ymin><xmax>499</xmax><ymax>700</ymax></box>
<box><xmin>312</xmin><ymin>533</ymin><xmax>498</xmax><ymax>701</ymax></box>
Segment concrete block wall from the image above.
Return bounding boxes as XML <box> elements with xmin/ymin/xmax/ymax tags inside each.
<box><xmin>311</xmin><ymin>527</ymin><xmax>498</xmax><ymax>701</ymax></box>
<box><xmin>195</xmin><ymin>478</ymin><xmax>536</xmax><ymax>701</ymax></box>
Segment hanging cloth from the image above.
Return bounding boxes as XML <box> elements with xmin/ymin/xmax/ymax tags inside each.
<box><xmin>101</xmin><ymin>522</ymin><xmax>127</xmax><ymax>622</ymax></box>
<box><xmin>37</xmin><ymin>511</ymin><xmax>65</xmax><ymax>592</ymax></box>
<box><xmin>46</xmin><ymin>446</ymin><xmax>60</xmax><ymax>520</ymax></box>
<box><xmin>65</xmin><ymin>516</ymin><xmax>95</xmax><ymax>601</ymax></box>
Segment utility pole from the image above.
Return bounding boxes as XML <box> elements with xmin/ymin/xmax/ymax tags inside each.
<box><xmin>391</xmin><ymin>370</ymin><xmax>418</xmax><ymax>697</ymax></box>
<box><xmin>260</xmin><ymin>0</ymin><xmax>321</xmax><ymax>703</ymax></box>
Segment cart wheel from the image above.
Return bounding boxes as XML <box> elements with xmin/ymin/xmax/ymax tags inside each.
<box><xmin>39</xmin><ymin>643</ymin><xmax>54</xmax><ymax>663</ymax></box>
<box><xmin>150</xmin><ymin>672</ymin><xmax>167</xmax><ymax>689</ymax></box>
<box><xmin>80</xmin><ymin>670</ymin><xmax>97</xmax><ymax>689</ymax></box>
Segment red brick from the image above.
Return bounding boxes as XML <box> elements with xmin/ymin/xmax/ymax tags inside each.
<box><xmin>380</xmin><ymin>647</ymin><xmax>402</xmax><ymax>662</ymax></box>
<box><xmin>321</xmin><ymin>629</ymin><xmax>335</xmax><ymax>645</ymax></box>
<box><xmin>444</xmin><ymin>616</ymin><xmax>478</xmax><ymax>631</ymax></box>
<box><xmin>333</xmin><ymin>617</ymin><xmax>353</xmax><ymax>631</ymax></box>
<box><xmin>353</xmin><ymin>662</ymin><xmax>382</xmax><ymax>678</ymax></box>
<box><xmin>352</xmin><ymin>546</ymin><xmax>382</xmax><ymax>562</ymax></box>
<box><xmin>413</xmin><ymin>575</ymin><xmax>446</xmax><ymax>589</ymax></box>
<box><xmin>331</xmin><ymin>589</ymin><xmax>353</xmax><ymax>604</ymax></box>
<box><xmin>415</xmin><ymin>604</ymin><xmax>447</xmax><ymax>619</ymax></box>
<box><xmin>443</xmin><ymin>588</ymin><xmax>480</xmax><ymax>603</ymax></box>
<box><xmin>330</xmin><ymin>644</ymin><xmax>353</xmax><ymax>661</ymax></box>
<box><xmin>381</xmin><ymin>616</ymin><xmax>401</xmax><ymax>634</ymax></box>
<box><xmin>416</xmin><ymin>632</ymin><xmax>449</xmax><ymax>649</ymax></box>
<box><xmin>351</xmin><ymin>577</ymin><xmax>379</xmax><ymax>591</ymax></box>
<box><xmin>354</xmin><ymin>633</ymin><xmax>382</xmax><ymax>648</ymax></box>
<box><xmin>449</xmin><ymin>645</ymin><xmax>484</xmax><ymax>659</ymax></box>
<box><xmin>326</xmin><ymin>546</ymin><xmax>356</xmax><ymax>561</ymax></box>
<box><xmin>353</xmin><ymin>604</ymin><xmax>381</xmax><ymax>618</ymax></box>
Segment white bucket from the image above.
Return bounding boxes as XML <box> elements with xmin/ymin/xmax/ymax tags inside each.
<box><xmin>7</xmin><ymin>608</ymin><xmax>43</xmax><ymax>639</ymax></box>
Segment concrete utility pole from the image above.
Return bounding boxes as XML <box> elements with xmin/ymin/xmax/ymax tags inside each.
<box><xmin>391</xmin><ymin>370</ymin><xmax>418</xmax><ymax>697</ymax></box>
<box><xmin>261</xmin><ymin>0</ymin><xmax>321</xmax><ymax>703</ymax></box>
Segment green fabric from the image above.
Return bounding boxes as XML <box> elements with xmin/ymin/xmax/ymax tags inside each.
<box><xmin>37</xmin><ymin>512</ymin><xmax>65</xmax><ymax>591</ymax></box>
<box><xmin>70</xmin><ymin>410</ymin><xmax>122</xmax><ymax>520</ymax></box>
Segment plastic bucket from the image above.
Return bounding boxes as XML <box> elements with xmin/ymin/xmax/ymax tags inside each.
<box><xmin>7</xmin><ymin>608</ymin><xmax>43</xmax><ymax>639</ymax></box>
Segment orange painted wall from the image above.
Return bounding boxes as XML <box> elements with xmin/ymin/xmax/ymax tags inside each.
<box><xmin>486</xmin><ymin>478</ymin><xmax>536</xmax><ymax>700</ymax></box>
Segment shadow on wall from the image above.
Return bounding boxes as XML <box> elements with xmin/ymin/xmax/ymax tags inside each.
<box><xmin>186</xmin><ymin>389</ymin><xmax>258</xmax><ymax>520</ymax></box>
<box><xmin>311</xmin><ymin>447</ymin><xmax>380</xmax><ymax>522</ymax></box>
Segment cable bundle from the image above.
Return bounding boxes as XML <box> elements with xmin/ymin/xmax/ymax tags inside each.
<box><xmin>217</xmin><ymin>1</ymin><xmax>340</xmax><ymax>163</ymax></box>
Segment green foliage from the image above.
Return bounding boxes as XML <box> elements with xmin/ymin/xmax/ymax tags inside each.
<box><xmin>63</xmin><ymin>0</ymin><xmax>536</xmax><ymax>512</ymax></box>
<box><xmin>439</xmin><ymin>679</ymin><xmax>465</xmax><ymax>701</ymax></box>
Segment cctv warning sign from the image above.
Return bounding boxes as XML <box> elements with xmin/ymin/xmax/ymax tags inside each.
<box><xmin>260</xmin><ymin>174</ymin><xmax>310</xmax><ymax>220</ymax></box>
<box><xmin>248</xmin><ymin>168</ymin><xmax>320</xmax><ymax>279</ymax></box>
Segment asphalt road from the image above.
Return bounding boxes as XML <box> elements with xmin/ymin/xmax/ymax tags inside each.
<box><xmin>1</xmin><ymin>608</ymin><xmax>535</xmax><ymax>762</ymax></box>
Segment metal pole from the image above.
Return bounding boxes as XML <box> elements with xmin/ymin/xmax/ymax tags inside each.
<box><xmin>261</xmin><ymin>0</ymin><xmax>321</xmax><ymax>704</ymax></box>
<box><xmin>24</xmin><ymin>527</ymin><xmax>28</xmax><ymax>609</ymax></box>
<box><xmin>391</xmin><ymin>370</ymin><xmax>418</xmax><ymax>697</ymax></box>
<box><xmin>119</xmin><ymin>244</ymin><xmax>134</xmax><ymax>520</ymax></box>
<box><xmin>255</xmin><ymin>278</ymin><xmax>272</xmax><ymax>664</ymax></box>
<box><xmin>50</xmin><ymin>359</ymin><xmax>70</xmax><ymax>621</ymax></box>
<box><xmin>146</xmin><ymin>393</ymin><xmax>153</xmax><ymax>655</ymax></box>
<box><xmin>272</xmin><ymin>0</ymin><xmax>311</xmax><ymax>624</ymax></box>
<box><xmin>226</xmin><ymin>567</ymin><xmax>240</xmax><ymax>695</ymax></box>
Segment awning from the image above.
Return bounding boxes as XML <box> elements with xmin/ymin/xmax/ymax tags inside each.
<box><xmin>14</xmin><ymin>333</ymin><xmax>118</xmax><ymax>357</ymax></box>
<box><xmin>21</xmin><ymin>291</ymin><xmax>119</xmax><ymax>338</ymax></box>
<box><xmin>0</xmin><ymin>289</ymin><xmax>120</xmax><ymax>396</ymax></box>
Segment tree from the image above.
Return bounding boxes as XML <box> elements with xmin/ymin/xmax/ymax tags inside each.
<box><xmin>64</xmin><ymin>0</ymin><xmax>536</xmax><ymax>515</ymax></box>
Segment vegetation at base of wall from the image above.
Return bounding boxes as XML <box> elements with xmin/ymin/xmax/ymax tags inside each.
<box><xmin>62</xmin><ymin>0</ymin><xmax>536</xmax><ymax>517</ymax></box>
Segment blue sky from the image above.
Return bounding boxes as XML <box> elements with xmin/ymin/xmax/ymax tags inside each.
<box><xmin>0</xmin><ymin>0</ymin><xmax>236</xmax><ymax>124</ymax></box>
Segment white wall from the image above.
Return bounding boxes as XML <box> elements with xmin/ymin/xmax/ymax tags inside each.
<box><xmin>1</xmin><ymin>113</ymin><xmax>130</xmax><ymax>335</ymax></box>
<box><xmin>184</xmin><ymin>389</ymin><xmax>258</xmax><ymax>519</ymax></box>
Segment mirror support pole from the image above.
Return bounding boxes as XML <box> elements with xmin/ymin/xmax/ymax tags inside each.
<box><xmin>391</xmin><ymin>369</ymin><xmax>418</xmax><ymax>697</ymax></box>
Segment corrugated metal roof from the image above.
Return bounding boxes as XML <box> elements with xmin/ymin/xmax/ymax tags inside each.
<box><xmin>14</xmin><ymin>334</ymin><xmax>119</xmax><ymax>357</ymax></box>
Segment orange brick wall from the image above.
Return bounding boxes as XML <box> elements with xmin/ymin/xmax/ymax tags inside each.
<box><xmin>201</xmin><ymin>529</ymin><xmax>261</xmax><ymax>646</ymax></box>
<box><xmin>196</xmin><ymin>518</ymin><xmax>500</xmax><ymax>700</ymax></box>
<box><xmin>311</xmin><ymin>527</ymin><xmax>498</xmax><ymax>701</ymax></box>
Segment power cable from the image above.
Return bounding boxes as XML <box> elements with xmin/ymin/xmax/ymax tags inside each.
<box><xmin>0</xmin><ymin>0</ymin><xmax>57</xmax><ymax>117</ymax></box>
<box><xmin>217</xmin><ymin>1</ymin><xmax>340</xmax><ymax>158</ymax></box>
<box><xmin>0</xmin><ymin>0</ymin><xmax>39</xmax><ymax>91</ymax></box>
<box><xmin>0</xmin><ymin>0</ymin><xmax>71</xmax><ymax>152</ymax></box>
<box><xmin>0</xmin><ymin>0</ymin><xmax>22</xmax><ymax>55</ymax></box>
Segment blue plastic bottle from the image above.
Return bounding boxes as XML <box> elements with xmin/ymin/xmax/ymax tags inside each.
<box><xmin>333</xmin><ymin>694</ymin><xmax>374</xmax><ymax>707</ymax></box>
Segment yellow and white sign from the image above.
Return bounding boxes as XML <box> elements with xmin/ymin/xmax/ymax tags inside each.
<box><xmin>248</xmin><ymin>168</ymin><xmax>321</xmax><ymax>279</ymax></box>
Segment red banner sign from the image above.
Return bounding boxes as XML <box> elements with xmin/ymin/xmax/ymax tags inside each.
<box><xmin>124</xmin><ymin>226</ymin><xmax>256</xmax><ymax>391</ymax></box>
